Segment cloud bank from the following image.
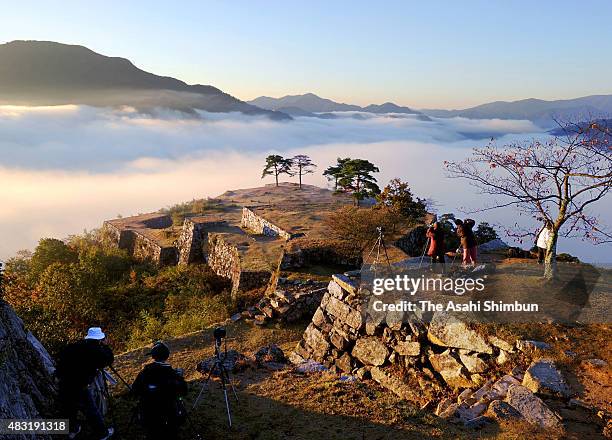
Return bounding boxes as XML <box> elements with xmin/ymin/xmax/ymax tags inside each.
<box><xmin>1</xmin><ymin>105</ymin><xmax>609</xmax><ymax>263</ymax></box>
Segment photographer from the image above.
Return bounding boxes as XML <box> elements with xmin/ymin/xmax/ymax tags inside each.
<box><xmin>454</xmin><ymin>218</ymin><xmax>477</xmax><ymax>266</ymax></box>
<box><xmin>132</xmin><ymin>341</ymin><xmax>188</xmax><ymax>440</ymax></box>
<box><xmin>55</xmin><ymin>327</ymin><xmax>115</xmax><ymax>440</ymax></box>
<box><xmin>426</xmin><ymin>222</ymin><xmax>446</xmax><ymax>273</ymax></box>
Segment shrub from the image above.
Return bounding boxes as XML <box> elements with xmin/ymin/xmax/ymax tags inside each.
<box><xmin>377</xmin><ymin>178</ymin><xmax>427</xmax><ymax>220</ymax></box>
<box><xmin>474</xmin><ymin>222</ymin><xmax>499</xmax><ymax>245</ymax></box>
<box><xmin>4</xmin><ymin>230</ymin><xmax>231</xmax><ymax>354</ymax></box>
<box><xmin>325</xmin><ymin>206</ymin><xmax>406</xmax><ymax>253</ymax></box>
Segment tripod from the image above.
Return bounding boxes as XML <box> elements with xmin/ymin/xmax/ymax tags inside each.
<box><xmin>192</xmin><ymin>336</ymin><xmax>238</xmax><ymax>427</ymax></box>
<box><xmin>366</xmin><ymin>227</ymin><xmax>391</xmax><ymax>276</ymax></box>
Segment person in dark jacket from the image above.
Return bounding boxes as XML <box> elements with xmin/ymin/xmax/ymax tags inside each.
<box><xmin>454</xmin><ymin>219</ymin><xmax>477</xmax><ymax>266</ymax></box>
<box><xmin>426</xmin><ymin>222</ymin><xmax>446</xmax><ymax>272</ymax></box>
<box><xmin>132</xmin><ymin>341</ymin><xmax>188</xmax><ymax>440</ymax></box>
<box><xmin>55</xmin><ymin>327</ymin><xmax>115</xmax><ymax>440</ymax></box>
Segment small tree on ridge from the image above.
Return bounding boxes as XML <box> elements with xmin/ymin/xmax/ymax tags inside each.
<box><xmin>262</xmin><ymin>154</ymin><xmax>294</xmax><ymax>187</ymax></box>
<box><xmin>292</xmin><ymin>154</ymin><xmax>317</xmax><ymax>189</ymax></box>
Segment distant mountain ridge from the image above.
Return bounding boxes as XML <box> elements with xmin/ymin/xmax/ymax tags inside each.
<box><xmin>251</xmin><ymin>91</ymin><xmax>612</xmax><ymax>126</ymax></box>
<box><xmin>423</xmin><ymin>95</ymin><xmax>612</xmax><ymax>126</ymax></box>
<box><xmin>249</xmin><ymin>93</ymin><xmax>422</xmax><ymax>116</ymax></box>
<box><xmin>0</xmin><ymin>40</ymin><xmax>290</xmax><ymax>120</ymax></box>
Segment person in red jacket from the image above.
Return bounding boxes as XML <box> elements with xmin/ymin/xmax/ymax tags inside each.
<box><xmin>426</xmin><ymin>222</ymin><xmax>446</xmax><ymax>273</ymax></box>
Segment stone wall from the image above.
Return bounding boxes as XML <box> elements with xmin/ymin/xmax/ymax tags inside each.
<box><xmin>281</xmin><ymin>239</ymin><xmax>362</xmax><ymax>269</ymax></box>
<box><xmin>177</xmin><ymin>219</ymin><xmax>204</xmax><ymax>265</ymax></box>
<box><xmin>241</xmin><ymin>207</ymin><xmax>293</xmax><ymax>240</ymax></box>
<box><xmin>132</xmin><ymin>231</ymin><xmax>178</xmax><ymax>266</ymax></box>
<box><xmin>176</xmin><ymin>219</ymin><xmax>227</xmax><ymax>265</ymax></box>
<box><xmin>0</xmin><ymin>301</ymin><xmax>57</xmax><ymax>439</ymax></box>
<box><xmin>103</xmin><ymin>222</ymin><xmax>135</xmax><ymax>251</ymax></box>
<box><xmin>395</xmin><ymin>225</ymin><xmax>428</xmax><ymax>257</ymax></box>
<box><xmin>292</xmin><ymin>273</ymin><xmax>576</xmax><ymax>431</ymax></box>
<box><xmin>207</xmin><ymin>233</ymin><xmax>241</xmax><ymax>285</ymax></box>
<box><xmin>235</xmin><ymin>280</ymin><xmax>328</xmax><ymax>326</ymax></box>
<box><xmin>293</xmin><ymin>273</ymin><xmax>510</xmax><ymax>392</ymax></box>
<box><xmin>207</xmin><ymin>233</ymin><xmax>272</xmax><ymax>298</ymax></box>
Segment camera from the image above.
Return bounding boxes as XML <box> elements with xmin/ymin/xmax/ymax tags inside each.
<box><xmin>213</xmin><ymin>326</ymin><xmax>226</xmax><ymax>344</ymax></box>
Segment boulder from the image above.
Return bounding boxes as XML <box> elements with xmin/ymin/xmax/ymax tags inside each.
<box><xmin>458</xmin><ymin>350</ymin><xmax>488</xmax><ymax>373</ymax></box>
<box><xmin>486</xmin><ymin>400</ymin><xmax>522</xmax><ymax>421</ymax></box>
<box><xmin>429</xmin><ymin>350</ymin><xmax>474</xmax><ymax>389</ymax></box>
<box><xmin>435</xmin><ymin>397</ymin><xmax>455</xmax><ymax>415</ymax></box>
<box><xmin>335</xmin><ymin>352</ymin><xmax>353</xmax><ymax>373</ymax></box>
<box><xmin>254</xmin><ymin>344</ymin><xmax>286</xmax><ymax>364</ymax></box>
<box><xmin>0</xmin><ymin>301</ymin><xmax>57</xmax><ymax>438</ymax></box>
<box><xmin>488</xmin><ymin>336</ymin><xmax>515</xmax><ymax>353</ymax></box>
<box><xmin>427</xmin><ymin>311</ymin><xmax>492</xmax><ymax>354</ymax></box>
<box><xmin>370</xmin><ymin>367</ymin><xmax>418</xmax><ymax>401</ymax></box>
<box><xmin>331</xmin><ymin>274</ymin><xmax>358</xmax><ymax>295</ymax></box>
<box><xmin>394</xmin><ymin>341</ymin><xmax>421</xmax><ymax>356</ymax></box>
<box><xmin>198</xmin><ymin>349</ymin><xmax>247</xmax><ymax>374</ymax></box>
<box><xmin>522</xmin><ymin>359</ymin><xmax>571</xmax><ymax>398</ymax></box>
<box><xmin>311</xmin><ymin>308</ymin><xmax>327</xmax><ymax>328</ymax></box>
<box><xmin>330</xmin><ymin>331</ymin><xmax>350</xmax><ymax>351</ymax></box>
<box><xmin>505</xmin><ymin>384</ymin><xmax>563</xmax><ymax>431</ymax></box>
<box><xmin>354</xmin><ymin>366</ymin><xmax>371</xmax><ymax>380</ymax></box>
<box><xmin>325</xmin><ymin>297</ymin><xmax>363</xmax><ymax>330</ymax></box>
<box><xmin>490</xmin><ymin>374</ymin><xmax>521</xmax><ymax>400</ymax></box>
<box><xmin>288</xmin><ymin>351</ymin><xmax>305</xmax><ymax>365</ymax></box>
<box><xmin>328</xmin><ymin>280</ymin><xmax>346</xmax><ymax>299</ymax></box>
<box><xmin>352</xmin><ymin>337</ymin><xmax>389</xmax><ymax>366</ymax></box>
<box><xmin>496</xmin><ymin>350</ymin><xmax>510</xmax><ymax>365</ymax></box>
<box><xmin>303</xmin><ymin>324</ymin><xmax>330</xmax><ymax>360</ymax></box>
<box><xmin>456</xmin><ymin>401</ymin><xmax>489</xmax><ymax>422</ymax></box>
<box><xmin>438</xmin><ymin>402</ymin><xmax>460</xmax><ymax>419</ymax></box>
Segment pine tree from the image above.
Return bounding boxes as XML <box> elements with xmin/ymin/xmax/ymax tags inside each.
<box><xmin>291</xmin><ymin>155</ymin><xmax>317</xmax><ymax>188</ymax></box>
<box><xmin>337</xmin><ymin>159</ymin><xmax>380</xmax><ymax>206</ymax></box>
<box><xmin>323</xmin><ymin>157</ymin><xmax>351</xmax><ymax>190</ymax></box>
<box><xmin>262</xmin><ymin>155</ymin><xmax>294</xmax><ymax>187</ymax></box>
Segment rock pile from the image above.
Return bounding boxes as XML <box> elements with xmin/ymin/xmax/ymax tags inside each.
<box><xmin>291</xmin><ymin>273</ymin><xmax>576</xmax><ymax>432</ymax></box>
<box><xmin>436</xmin><ymin>369</ymin><xmax>564</xmax><ymax>431</ymax></box>
<box><xmin>233</xmin><ymin>279</ymin><xmax>328</xmax><ymax>326</ymax></box>
<box><xmin>197</xmin><ymin>344</ymin><xmax>288</xmax><ymax>374</ymax></box>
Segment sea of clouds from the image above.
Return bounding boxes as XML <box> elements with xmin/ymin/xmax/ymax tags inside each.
<box><xmin>1</xmin><ymin>105</ymin><xmax>610</xmax><ymax>262</ymax></box>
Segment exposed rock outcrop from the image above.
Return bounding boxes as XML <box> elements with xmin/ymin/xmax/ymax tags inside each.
<box><xmin>0</xmin><ymin>300</ymin><xmax>57</xmax><ymax>439</ymax></box>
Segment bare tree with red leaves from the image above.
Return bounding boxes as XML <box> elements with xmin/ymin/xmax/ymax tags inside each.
<box><xmin>445</xmin><ymin>120</ymin><xmax>611</xmax><ymax>279</ymax></box>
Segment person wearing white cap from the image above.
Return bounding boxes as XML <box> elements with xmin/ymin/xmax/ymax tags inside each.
<box><xmin>55</xmin><ymin>327</ymin><xmax>115</xmax><ymax>439</ymax></box>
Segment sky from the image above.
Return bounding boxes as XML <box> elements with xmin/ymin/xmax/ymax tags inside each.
<box><xmin>1</xmin><ymin>0</ymin><xmax>611</xmax><ymax>108</ymax></box>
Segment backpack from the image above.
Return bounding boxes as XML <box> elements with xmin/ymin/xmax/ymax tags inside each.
<box><xmin>136</xmin><ymin>367</ymin><xmax>186</xmax><ymax>430</ymax></box>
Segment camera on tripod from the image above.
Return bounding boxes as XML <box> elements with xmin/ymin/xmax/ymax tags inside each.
<box><xmin>213</xmin><ymin>326</ymin><xmax>226</xmax><ymax>345</ymax></box>
<box><xmin>193</xmin><ymin>326</ymin><xmax>237</xmax><ymax>428</ymax></box>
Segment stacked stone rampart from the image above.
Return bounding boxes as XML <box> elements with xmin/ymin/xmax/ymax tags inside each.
<box><xmin>206</xmin><ymin>233</ymin><xmax>272</xmax><ymax>298</ymax></box>
<box><xmin>241</xmin><ymin>207</ymin><xmax>293</xmax><ymax>239</ymax></box>
<box><xmin>394</xmin><ymin>225</ymin><xmax>428</xmax><ymax>257</ymax></box>
<box><xmin>177</xmin><ymin>218</ymin><xmax>226</xmax><ymax>265</ymax></box>
<box><xmin>235</xmin><ymin>280</ymin><xmax>328</xmax><ymax>325</ymax></box>
<box><xmin>132</xmin><ymin>231</ymin><xmax>178</xmax><ymax>266</ymax></box>
<box><xmin>292</xmin><ymin>272</ymin><xmax>573</xmax><ymax>431</ymax></box>
<box><xmin>103</xmin><ymin>221</ymin><xmax>136</xmax><ymax>251</ymax></box>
